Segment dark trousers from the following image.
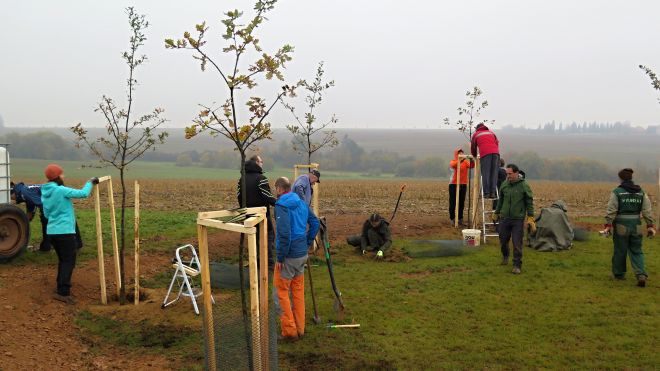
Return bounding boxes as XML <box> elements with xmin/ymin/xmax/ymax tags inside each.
<box><xmin>448</xmin><ymin>184</ymin><xmax>467</xmax><ymax>221</ymax></box>
<box><xmin>49</xmin><ymin>234</ymin><xmax>78</xmax><ymax>296</ymax></box>
<box><xmin>481</xmin><ymin>153</ymin><xmax>500</xmax><ymax>195</ymax></box>
<box><xmin>499</xmin><ymin>218</ymin><xmax>524</xmax><ymax>267</ymax></box>
<box><xmin>38</xmin><ymin>207</ymin><xmax>52</xmax><ymax>251</ymax></box>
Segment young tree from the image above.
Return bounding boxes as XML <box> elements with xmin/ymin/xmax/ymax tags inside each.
<box><xmin>443</xmin><ymin>86</ymin><xmax>494</xmax><ymax>140</ymax></box>
<box><xmin>165</xmin><ymin>0</ymin><xmax>296</xmax><ymax>210</ymax></box>
<box><xmin>165</xmin><ymin>1</ymin><xmax>297</xmax><ymax>357</ymax></box>
<box><xmin>639</xmin><ymin>64</ymin><xmax>660</xmax><ymax>103</ymax></box>
<box><xmin>71</xmin><ymin>7</ymin><xmax>168</xmax><ymax>304</ymax></box>
<box><xmin>283</xmin><ymin>61</ymin><xmax>339</xmax><ymax>165</ymax></box>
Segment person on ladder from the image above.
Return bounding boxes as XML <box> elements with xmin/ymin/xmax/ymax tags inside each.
<box><xmin>470</xmin><ymin>123</ymin><xmax>500</xmax><ymax>199</ymax></box>
<box><xmin>448</xmin><ymin>148</ymin><xmax>474</xmax><ymax>226</ymax></box>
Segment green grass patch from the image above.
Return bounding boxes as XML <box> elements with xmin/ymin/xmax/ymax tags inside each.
<box><xmin>75</xmin><ymin>310</ymin><xmax>204</xmax><ymax>366</ymax></box>
<box><xmin>279</xmin><ymin>230</ymin><xmax>660</xmax><ymax>369</ymax></box>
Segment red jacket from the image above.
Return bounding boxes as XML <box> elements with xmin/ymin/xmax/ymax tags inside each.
<box><xmin>470</xmin><ymin>125</ymin><xmax>500</xmax><ymax>157</ymax></box>
<box><xmin>449</xmin><ymin>148</ymin><xmax>475</xmax><ymax>185</ymax></box>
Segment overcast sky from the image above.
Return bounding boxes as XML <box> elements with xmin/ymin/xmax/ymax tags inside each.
<box><xmin>1</xmin><ymin>0</ymin><xmax>659</xmax><ymax>129</ymax></box>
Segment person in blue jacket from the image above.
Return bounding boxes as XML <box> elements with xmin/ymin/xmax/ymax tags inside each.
<box><xmin>292</xmin><ymin>169</ymin><xmax>320</xmax><ymax>207</ymax></box>
<box><xmin>11</xmin><ymin>181</ymin><xmax>51</xmax><ymax>251</ymax></box>
<box><xmin>273</xmin><ymin>176</ymin><xmax>319</xmax><ymax>340</ymax></box>
<box><xmin>40</xmin><ymin>164</ymin><xmax>98</xmax><ymax>304</ymax></box>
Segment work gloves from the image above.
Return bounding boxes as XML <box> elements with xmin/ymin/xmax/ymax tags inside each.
<box><xmin>90</xmin><ymin>177</ymin><xmax>100</xmax><ymax>185</ymax></box>
<box><xmin>491</xmin><ymin>213</ymin><xmax>500</xmax><ymax>223</ymax></box>
<box><xmin>648</xmin><ymin>226</ymin><xmax>656</xmax><ymax>238</ymax></box>
<box><xmin>526</xmin><ymin>216</ymin><xmax>537</xmax><ymax>234</ymax></box>
<box><xmin>376</xmin><ymin>250</ymin><xmax>384</xmax><ymax>259</ymax></box>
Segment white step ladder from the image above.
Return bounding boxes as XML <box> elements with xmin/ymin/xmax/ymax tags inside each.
<box><xmin>162</xmin><ymin>244</ymin><xmax>214</xmax><ymax>315</ymax></box>
<box><xmin>479</xmin><ymin>177</ymin><xmax>500</xmax><ymax>243</ymax></box>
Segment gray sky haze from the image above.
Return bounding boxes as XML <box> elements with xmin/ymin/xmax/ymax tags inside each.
<box><xmin>1</xmin><ymin>0</ymin><xmax>659</xmax><ymax>129</ymax></box>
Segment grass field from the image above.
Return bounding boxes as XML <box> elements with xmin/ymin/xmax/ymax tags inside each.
<box><xmin>4</xmin><ymin>174</ymin><xmax>659</xmax><ymax>370</ymax></box>
<box><xmin>11</xmin><ymin>158</ymin><xmax>398</xmax><ymax>182</ymax></box>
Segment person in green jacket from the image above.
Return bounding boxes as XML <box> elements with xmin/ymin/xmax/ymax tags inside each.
<box><xmin>602</xmin><ymin>168</ymin><xmax>656</xmax><ymax>287</ymax></box>
<box><xmin>492</xmin><ymin>164</ymin><xmax>535</xmax><ymax>274</ymax></box>
<box><xmin>41</xmin><ymin>164</ymin><xmax>99</xmax><ymax>304</ymax></box>
<box><xmin>346</xmin><ymin>213</ymin><xmax>392</xmax><ymax>259</ymax></box>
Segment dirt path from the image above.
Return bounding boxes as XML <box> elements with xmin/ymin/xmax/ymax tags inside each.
<box><xmin>0</xmin><ymin>252</ymin><xmax>173</xmax><ymax>371</ymax></box>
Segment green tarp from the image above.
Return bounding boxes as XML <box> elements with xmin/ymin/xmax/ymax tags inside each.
<box><xmin>528</xmin><ymin>200</ymin><xmax>574</xmax><ymax>252</ymax></box>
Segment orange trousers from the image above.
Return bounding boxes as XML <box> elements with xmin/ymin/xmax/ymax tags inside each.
<box><xmin>274</xmin><ymin>267</ymin><xmax>305</xmax><ymax>338</ymax></box>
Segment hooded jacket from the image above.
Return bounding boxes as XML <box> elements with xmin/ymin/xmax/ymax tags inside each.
<box><xmin>237</xmin><ymin>160</ymin><xmax>276</xmax><ymax>213</ymax></box>
<box><xmin>495</xmin><ymin>177</ymin><xmax>534</xmax><ymax>219</ymax></box>
<box><xmin>12</xmin><ymin>182</ymin><xmax>43</xmax><ymax>213</ymax></box>
<box><xmin>41</xmin><ymin>181</ymin><xmax>93</xmax><ymax>235</ymax></box>
<box><xmin>275</xmin><ymin>192</ymin><xmax>320</xmax><ymax>262</ymax></box>
<box><xmin>605</xmin><ymin>181</ymin><xmax>655</xmax><ymax>227</ymax></box>
<box><xmin>470</xmin><ymin>125</ymin><xmax>500</xmax><ymax>157</ymax></box>
<box><xmin>529</xmin><ymin>200</ymin><xmax>574</xmax><ymax>251</ymax></box>
<box><xmin>449</xmin><ymin>148</ymin><xmax>475</xmax><ymax>185</ymax></box>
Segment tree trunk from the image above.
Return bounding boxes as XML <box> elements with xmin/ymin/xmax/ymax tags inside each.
<box><xmin>119</xmin><ymin>168</ymin><xmax>126</xmax><ymax>304</ymax></box>
<box><xmin>237</xmin><ymin>150</ymin><xmax>252</xmax><ymax>369</ymax></box>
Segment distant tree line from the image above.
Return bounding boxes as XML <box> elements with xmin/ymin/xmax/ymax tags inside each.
<box><xmin>4</xmin><ymin>131</ymin><xmax>656</xmax><ymax>181</ymax></box>
<box><xmin>502</xmin><ymin>121</ymin><xmax>659</xmax><ymax>135</ymax></box>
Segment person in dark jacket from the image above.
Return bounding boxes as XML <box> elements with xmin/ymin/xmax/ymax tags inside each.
<box><xmin>11</xmin><ymin>181</ymin><xmax>51</xmax><ymax>251</ymax></box>
<box><xmin>237</xmin><ymin>155</ymin><xmax>277</xmax><ymax>268</ymax></box>
<box><xmin>471</xmin><ymin>123</ymin><xmax>500</xmax><ymax>199</ymax></box>
<box><xmin>492</xmin><ymin>164</ymin><xmax>534</xmax><ymax>274</ymax></box>
<box><xmin>273</xmin><ymin>176</ymin><xmax>319</xmax><ymax>341</ymax></box>
<box><xmin>492</xmin><ymin>158</ymin><xmax>507</xmax><ymax>209</ymax></box>
<box><xmin>40</xmin><ymin>164</ymin><xmax>98</xmax><ymax>304</ymax></box>
<box><xmin>602</xmin><ymin>168</ymin><xmax>655</xmax><ymax>287</ymax></box>
<box><xmin>346</xmin><ymin>213</ymin><xmax>392</xmax><ymax>258</ymax></box>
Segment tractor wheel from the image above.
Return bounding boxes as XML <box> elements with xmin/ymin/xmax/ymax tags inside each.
<box><xmin>0</xmin><ymin>204</ymin><xmax>30</xmax><ymax>263</ymax></box>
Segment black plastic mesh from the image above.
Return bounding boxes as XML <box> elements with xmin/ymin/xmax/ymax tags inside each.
<box><xmin>203</xmin><ymin>267</ymin><xmax>278</xmax><ymax>371</ymax></box>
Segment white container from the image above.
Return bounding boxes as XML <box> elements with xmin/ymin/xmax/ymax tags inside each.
<box><xmin>461</xmin><ymin>229</ymin><xmax>481</xmax><ymax>246</ymax></box>
<box><xmin>0</xmin><ymin>146</ymin><xmax>10</xmax><ymax>204</ymax></box>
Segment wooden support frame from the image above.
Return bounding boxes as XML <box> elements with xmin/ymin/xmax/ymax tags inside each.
<box><xmin>93</xmin><ymin>176</ymin><xmax>121</xmax><ymax>304</ymax></box>
<box><xmin>293</xmin><ymin>163</ymin><xmax>320</xmax><ymax>216</ymax></box>
<box><xmin>134</xmin><ymin>180</ymin><xmax>140</xmax><ymax>305</ymax></box>
<box><xmin>470</xmin><ymin>157</ymin><xmax>481</xmax><ymax>229</ymax></box>
<box><xmin>197</xmin><ymin>207</ymin><xmax>269</xmax><ymax>371</ymax></box>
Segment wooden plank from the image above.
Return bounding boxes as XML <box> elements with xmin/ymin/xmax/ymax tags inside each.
<box><xmin>134</xmin><ymin>180</ymin><xmax>140</xmax><ymax>305</ymax></box>
<box><xmin>94</xmin><ymin>185</ymin><xmax>107</xmax><ymax>305</ymax></box>
<box><xmin>197</xmin><ymin>210</ymin><xmax>236</xmax><ymax>219</ymax></box>
<box><xmin>258</xmin><ymin>218</ymin><xmax>269</xmax><ymax>371</ymax></box>
<box><xmin>106</xmin><ymin>180</ymin><xmax>121</xmax><ymax>297</ymax></box>
<box><xmin>243</xmin><ymin>215</ymin><xmax>265</xmax><ymax>228</ymax></box>
<box><xmin>197</xmin><ymin>218</ymin><xmax>256</xmax><ymax>234</ymax></box>
<box><xmin>245</xmin><ymin>206</ymin><xmax>267</xmax><ymax>215</ymax></box>
<box><xmin>247</xmin><ymin>233</ymin><xmax>261</xmax><ymax>371</ymax></box>
<box><xmin>98</xmin><ymin>175</ymin><xmax>112</xmax><ymax>183</ymax></box>
<box><xmin>197</xmin><ymin>224</ymin><xmax>216</xmax><ymax>371</ymax></box>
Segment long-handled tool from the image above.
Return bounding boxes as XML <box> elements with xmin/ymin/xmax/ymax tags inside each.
<box><xmin>306</xmin><ymin>256</ymin><xmax>322</xmax><ymax>324</ymax></box>
<box><xmin>389</xmin><ymin>184</ymin><xmax>406</xmax><ymax>223</ymax></box>
<box><xmin>319</xmin><ymin>217</ymin><xmax>345</xmax><ymax>320</ymax></box>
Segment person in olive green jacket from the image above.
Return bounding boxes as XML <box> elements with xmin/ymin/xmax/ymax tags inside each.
<box><xmin>492</xmin><ymin>164</ymin><xmax>535</xmax><ymax>274</ymax></box>
<box><xmin>602</xmin><ymin>168</ymin><xmax>655</xmax><ymax>287</ymax></box>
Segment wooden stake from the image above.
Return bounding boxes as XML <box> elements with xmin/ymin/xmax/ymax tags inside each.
<box><xmin>106</xmin><ymin>180</ymin><xmax>121</xmax><ymax>297</ymax></box>
<box><xmin>247</xmin><ymin>233</ymin><xmax>261</xmax><ymax>371</ymax></box>
<box><xmin>134</xmin><ymin>180</ymin><xmax>140</xmax><ymax>305</ymax></box>
<box><xmin>93</xmin><ymin>185</ymin><xmax>107</xmax><ymax>305</ymax></box>
<box><xmin>197</xmin><ymin>224</ymin><xmax>216</xmax><ymax>371</ymax></box>
<box><xmin>454</xmin><ymin>156</ymin><xmax>462</xmax><ymax>228</ymax></box>
<box><xmin>258</xmin><ymin>218</ymin><xmax>269</xmax><ymax>371</ymax></box>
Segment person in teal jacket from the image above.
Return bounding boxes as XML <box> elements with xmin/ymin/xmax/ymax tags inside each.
<box><xmin>41</xmin><ymin>164</ymin><xmax>98</xmax><ymax>304</ymax></box>
<box><xmin>492</xmin><ymin>164</ymin><xmax>535</xmax><ymax>274</ymax></box>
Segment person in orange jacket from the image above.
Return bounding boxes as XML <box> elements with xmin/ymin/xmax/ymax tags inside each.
<box><xmin>449</xmin><ymin>148</ymin><xmax>475</xmax><ymax>225</ymax></box>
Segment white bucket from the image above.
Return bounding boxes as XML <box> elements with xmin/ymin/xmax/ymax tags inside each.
<box><xmin>461</xmin><ymin>229</ymin><xmax>481</xmax><ymax>246</ymax></box>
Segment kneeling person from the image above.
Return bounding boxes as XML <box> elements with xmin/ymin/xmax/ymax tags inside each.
<box><xmin>347</xmin><ymin>213</ymin><xmax>392</xmax><ymax>258</ymax></box>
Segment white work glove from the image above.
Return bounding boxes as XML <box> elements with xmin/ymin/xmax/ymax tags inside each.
<box><xmin>376</xmin><ymin>250</ymin><xmax>384</xmax><ymax>259</ymax></box>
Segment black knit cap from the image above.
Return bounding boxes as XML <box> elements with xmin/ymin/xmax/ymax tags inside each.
<box><xmin>618</xmin><ymin>168</ymin><xmax>633</xmax><ymax>181</ymax></box>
